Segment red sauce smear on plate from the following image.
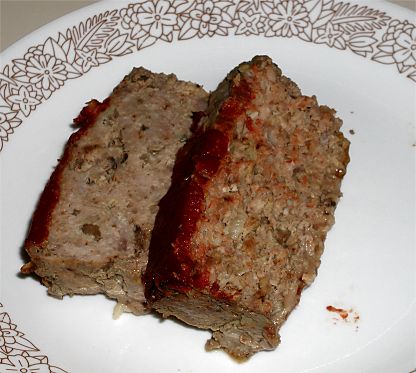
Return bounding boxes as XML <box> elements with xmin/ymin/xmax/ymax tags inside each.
<box><xmin>326</xmin><ymin>305</ymin><xmax>360</xmax><ymax>326</ymax></box>
<box><xmin>326</xmin><ymin>305</ymin><xmax>349</xmax><ymax>319</ymax></box>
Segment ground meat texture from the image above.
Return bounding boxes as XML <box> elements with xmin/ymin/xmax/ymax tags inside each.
<box><xmin>144</xmin><ymin>56</ymin><xmax>350</xmax><ymax>358</ymax></box>
<box><xmin>22</xmin><ymin>67</ymin><xmax>208</xmax><ymax>315</ymax></box>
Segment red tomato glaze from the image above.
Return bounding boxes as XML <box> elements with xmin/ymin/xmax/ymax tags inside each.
<box><xmin>25</xmin><ymin>99</ymin><xmax>110</xmax><ymax>247</ymax></box>
<box><xmin>144</xmin><ymin>78</ymin><xmax>255</xmax><ymax>302</ymax></box>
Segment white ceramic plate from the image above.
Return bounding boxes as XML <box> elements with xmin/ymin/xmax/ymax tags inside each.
<box><xmin>1</xmin><ymin>1</ymin><xmax>415</xmax><ymax>372</ymax></box>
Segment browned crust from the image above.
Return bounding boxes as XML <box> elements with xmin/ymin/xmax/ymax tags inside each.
<box><xmin>144</xmin><ymin>56</ymin><xmax>350</xmax><ymax>359</ymax></box>
<box><xmin>24</xmin><ymin>99</ymin><xmax>110</xmax><ymax>251</ymax></box>
<box><xmin>144</xmin><ymin>77</ymin><xmax>253</xmax><ymax>300</ymax></box>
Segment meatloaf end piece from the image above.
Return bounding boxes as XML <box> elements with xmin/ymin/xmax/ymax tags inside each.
<box><xmin>22</xmin><ymin>67</ymin><xmax>208</xmax><ymax>315</ymax></box>
<box><xmin>144</xmin><ymin>56</ymin><xmax>350</xmax><ymax>357</ymax></box>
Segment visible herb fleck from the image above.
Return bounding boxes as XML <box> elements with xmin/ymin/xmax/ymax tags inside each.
<box><xmin>107</xmin><ymin>156</ymin><xmax>118</xmax><ymax>170</ymax></box>
<box><xmin>85</xmin><ymin>177</ymin><xmax>95</xmax><ymax>185</ymax></box>
<box><xmin>81</xmin><ymin>223</ymin><xmax>102</xmax><ymax>241</ymax></box>
<box><xmin>260</xmin><ymin>216</ymin><xmax>269</xmax><ymax>225</ymax></box>
<box><xmin>133</xmin><ymin>225</ymin><xmax>146</xmax><ymax>253</ymax></box>
<box><xmin>72</xmin><ymin>209</ymin><xmax>81</xmax><ymax>216</ymax></box>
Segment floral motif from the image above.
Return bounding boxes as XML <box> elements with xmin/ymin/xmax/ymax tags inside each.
<box><xmin>121</xmin><ymin>4</ymin><xmax>142</xmax><ymax>37</ymax></box>
<box><xmin>235</xmin><ymin>10</ymin><xmax>265</xmax><ymax>35</ymax></box>
<box><xmin>373</xmin><ymin>20</ymin><xmax>416</xmax><ymax>74</ymax></box>
<box><xmin>10</xmin><ymin>36</ymin><xmax>81</xmax><ymax>100</ymax></box>
<box><xmin>26</xmin><ymin>55</ymin><xmax>67</xmax><ymax>95</ymax></box>
<box><xmin>0</xmin><ymin>1</ymin><xmax>414</xmax><ymax>153</ymax></box>
<box><xmin>0</xmin><ymin>313</ymin><xmax>36</xmax><ymax>356</ymax></box>
<box><xmin>76</xmin><ymin>48</ymin><xmax>100</xmax><ymax>73</ymax></box>
<box><xmin>0</xmin><ymin>107</ymin><xmax>21</xmax><ymax>151</ymax></box>
<box><xmin>346</xmin><ymin>32</ymin><xmax>377</xmax><ymax>57</ymax></box>
<box><xmin>121</xmin><ymin>1</ymin><xmax>178</xmax><ymax>49</ymax></box>
<box><xmin>178</xmin><ymin>0</ymin><xmax>234</xmax><ymax>40</ymax></box>
<box><xmin>0</xmin><ymin>322</ymin><xmax>18</xmax><ymax>349</ymax></box>
<box><xmin>138</xmin><ymin>1</ymin><xmax>177</xmax><ymax>38</ymax></box>
<box><xmin>0</xmin><ymin>305</ymin><xmax>67</xmax><ymax>373</ymax></box>
<box><xmin>189</xmin><ymin>1</ymin><xmax>233</xmax><ymax>37</ymax></box>
<box><xmin>263</xmin><ymin>0</ymin><xmax>309</xmax><ymax>37</ymax></box>
<box><xmin>8</xmin><ymin>86</ymin><xmax>41</xmax><ymax>117</ymax></box>
<box><xmin>394</xmin><ymin>27</ymin><xmax>416</xmax><ymax>66</ymax></box>
<box><xmin>315</xmin><ymin>23</ymin><xmax>343</xmax><ymax>48</ymax></box>
<box><xmin>0</xmin><ymin>354</ymin><xmax>50</xmax><ymax>373</ymax></box>
<box><xmin>20</xmin><ymin>37</ymin><xmax>80</xmax><ymax>80</ymax></box>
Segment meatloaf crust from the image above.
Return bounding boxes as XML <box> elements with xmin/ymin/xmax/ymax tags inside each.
<box><xmin>22</xmin><ymin>67</ymin><xmax>208</xmax><ymax>314</ymax></box>
<box><xmin>144</xmin><ymin>56</ymin><xmax>350</xmax><ymax>357</ymax></box>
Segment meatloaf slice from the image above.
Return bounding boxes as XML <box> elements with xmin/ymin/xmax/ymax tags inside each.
<box><xmin>22</xmin><ymin>67</ymin><xmax>208</xmax><ymax>315</ymax></box>
<box><xmin>144</xmin><ymin>56</ymin><xmax>350</xmax><ymax>358</ymax></box>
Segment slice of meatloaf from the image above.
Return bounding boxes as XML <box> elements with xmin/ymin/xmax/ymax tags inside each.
<box><xmin>144</xmin><ymin>56</ymin><xmax>350</xmax><ymax>358</ymax></box>
<box><xmin>22</xmin><ymin>67</ymin><xmax>208</xmax><ymax>315</ymax></box>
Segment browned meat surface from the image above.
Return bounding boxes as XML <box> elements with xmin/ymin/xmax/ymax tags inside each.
<box><xmin>22</xmin><ymin>67</ymin><xmax>208</xmax><ymax>315</ymax></box>
<box><xmin>144</xmin><ymin>56</ymin><xmax>350</xmax><ymax>358</ymax></box>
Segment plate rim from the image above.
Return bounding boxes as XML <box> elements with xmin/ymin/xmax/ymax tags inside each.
<box><xmin>1</xmin><ymin>1</ymin><xmax>415</xmax><ymax>372</ymax></box>
<box><xmin>0</xmin><ymin>0</ymin><xmax>415</xmax><ymax>154</ymax></box>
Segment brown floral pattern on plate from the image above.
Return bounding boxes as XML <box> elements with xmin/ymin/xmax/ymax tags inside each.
<box><xmin>0</xmin><ymin>0</ymin><xmax>414</xmax><ymax>152</ymax></box>
<box><xmin>0</xmin><ymin>303</ymin><xmax>67</xmax><ymax>373</ymax></box>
